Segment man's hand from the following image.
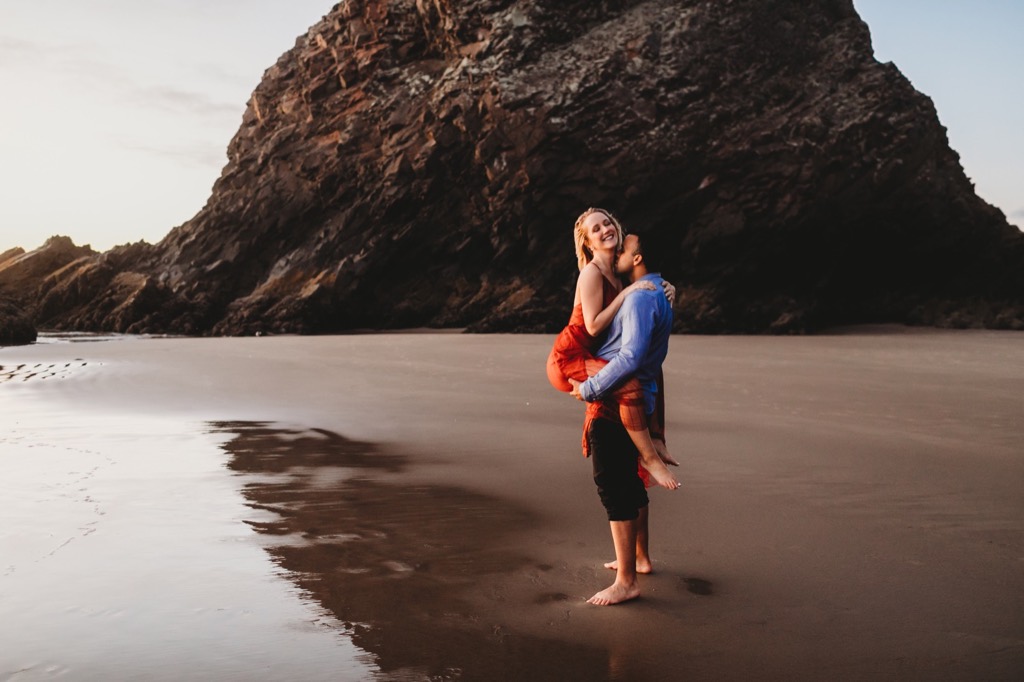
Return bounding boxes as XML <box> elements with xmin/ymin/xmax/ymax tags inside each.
<box><xmin>568</xmin><ymin>378</ymin><xmax>585</xmax><ymax>401</ymax></box>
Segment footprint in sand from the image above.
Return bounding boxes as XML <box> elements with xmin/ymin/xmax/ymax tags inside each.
<box><xmin>0</xmin><ymin>361</ymin><xmax>92</xmax><ymax>383</ymax></box>
<box><xmin>681</xmin><ymin>577</ymin><xmax>714</xmax><ymax>596</ymax></box>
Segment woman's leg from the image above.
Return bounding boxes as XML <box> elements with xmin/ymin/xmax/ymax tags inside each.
<box><xmin>546</xmin><ymin>348</ymin><xmax>574</xmax><ymax>393</ymax></box>
<box><xmin>649</xmin><ymin>369</ymin><xmax>678</xmax><ymax>466</ymax></box>
<box><xmin>584</xmin><ymin>359</ymin><xmax>679</xmax><ymax>490</ymax></box>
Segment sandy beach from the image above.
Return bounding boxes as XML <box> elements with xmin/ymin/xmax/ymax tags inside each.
<box><xmin>1</xmin><ymin>328</ymin><xmax>1022</xmax><ymax>680</ymax></box>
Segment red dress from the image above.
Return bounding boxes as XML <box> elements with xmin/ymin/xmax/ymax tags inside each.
<box><xmin>547</xmin><ymin>276</ymin><xmax>622</xmax><ymax>392</ymax></box>
<box><xmin>546</xmin><ymin>277</ymin><xmax>664</xmax><ymax>486</ymax></box>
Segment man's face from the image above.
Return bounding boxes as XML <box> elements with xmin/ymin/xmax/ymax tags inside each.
<box><xmin>616</xmin><ymin>234</ymin><xmax>640</xmax><ymax>275</ymax></box>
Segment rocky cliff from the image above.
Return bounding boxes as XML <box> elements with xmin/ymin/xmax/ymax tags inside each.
<box><xmin>3</xmin><ymin>0</ymin><xmax>1022</xmax><ymax>339</ymax></box>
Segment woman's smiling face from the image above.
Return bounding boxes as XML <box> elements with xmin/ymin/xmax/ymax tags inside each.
<box><xmin>582</xmin><ymin>211</ymin><xmax>619</xmax><ymax>253</ymax></box>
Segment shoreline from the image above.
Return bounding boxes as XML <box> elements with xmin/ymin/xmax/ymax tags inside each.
<box><xmin>14</xmin><ymin>320</ymin><xmax>1020</xmax><ymax>348</ymax></box>
<box><xmin>2</xmin><ymin>330</ymin><xmax>1022</xmax><ymax>679</ymax></box>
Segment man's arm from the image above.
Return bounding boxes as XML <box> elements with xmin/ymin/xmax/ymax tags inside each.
<box><xmin>578</xmin><ymin>293</ymin><xmax>654</xmax><ymax>402</ymax></box>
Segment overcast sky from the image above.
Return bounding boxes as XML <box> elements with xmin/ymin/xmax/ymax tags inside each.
<box><xmin>1</xmin><ymin>1</ymin><xmax>1021</xmax><ymax>253</ymax></box>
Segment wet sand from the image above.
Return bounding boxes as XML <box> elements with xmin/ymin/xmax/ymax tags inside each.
<box><xmin>1</xmin><ymin>328</ymin><xmax>1022</xmax><ymax>680</ymax></box>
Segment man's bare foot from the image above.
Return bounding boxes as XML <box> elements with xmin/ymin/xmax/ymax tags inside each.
<box><xmin>587</xmin><ymin>581</ymin><xmax>640</xmax><ymax>606</ymax></box>
<box><xmin>654</xmin><ymin>439</ymin><xmax>679</xmax><ymax>467</ymax></box>
<box><xmin>641</xmin><ymin>457</ymin><xmax>680</xmax><ymax>490</ymax></box>
<box><xmin>604</xmin><ymin>558</ymin><xmax>653</xmax><ymax>574</ymax></box>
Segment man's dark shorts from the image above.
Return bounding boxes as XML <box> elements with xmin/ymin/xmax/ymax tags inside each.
<box><xmin>587</xmin><ymin>417</ymin><xmax>649</xmax><ymax>521</ymax></box>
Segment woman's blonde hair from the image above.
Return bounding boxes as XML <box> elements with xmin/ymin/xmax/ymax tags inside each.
<box><xmin>573</xmin><ymin>207</ymin><xmax>625</xmax><ymax>271</ymax></box>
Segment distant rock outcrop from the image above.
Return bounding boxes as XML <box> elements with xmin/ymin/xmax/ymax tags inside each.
<box><xmin>6</xmin><ymin>0</ymin><xmax>1024</xmax><ymax>334</ymax></box>
<box><xmin>0</xmin><ymin>296</ymin><xmax>36</xmax><ymax>346</ymax></box>
<box><xmin>0</xmin><ymin>237</ymin><xmax>95</xmax><ymax>293</ymax></box>
<box><xmin>0</xmin><ymin>237</ymin><xmax>96</xmax><ymax>345</ymax></box>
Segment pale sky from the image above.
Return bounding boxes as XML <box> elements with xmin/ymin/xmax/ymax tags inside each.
<box><xmin>853</xmin><ymin>0</ymin><xmax>1023</xmax><ymax>228</ymax></box>
<box><xmin>1</xmin><ymin>2</ymin><xmax>1021</xmax><ymax>253</ymax></box>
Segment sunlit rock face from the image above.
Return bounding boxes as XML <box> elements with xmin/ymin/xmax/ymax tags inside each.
<box><xmin>12</xmin><ymin>0</ymin><xmax>1024</xmax><ymax>334</ymax></box>
<box><xmin>0</xmin><ymin>238</ymin><xmax>94</xmax><ymax>344</ymax></box>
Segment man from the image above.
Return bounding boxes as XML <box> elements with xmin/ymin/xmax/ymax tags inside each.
<box><xmin>568</xmin><ymin>230</ymin><xmax>674</xmax><ymax>606</ymax></box>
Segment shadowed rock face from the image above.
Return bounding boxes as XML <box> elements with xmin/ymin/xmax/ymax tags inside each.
<box><xmin>5</xmin><ymin>0</ymin><xmax>1023</xmax><ymax>336</ymax></box>
<box><xmin>0</xmin><ymin>296</ymin><xmax>37</xmax><ymax>346</ymax></box>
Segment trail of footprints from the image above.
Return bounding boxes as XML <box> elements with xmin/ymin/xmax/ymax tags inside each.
<box><xmin>2</xmin><ymin>443</ymin><xmax>115</xmax><ymax>577</ymax></box>
<box><xmin>2</xmin><ymin>360</ymin><xmax>109</xmax><ymax>577</ymax></box>
<box><xmin>0</xmin><ymin>360</ymin><xmax>94</xmax><ymax>383</ymax></box>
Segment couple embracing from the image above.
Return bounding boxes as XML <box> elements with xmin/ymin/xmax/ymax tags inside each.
<box><xmin>546</xmin><ymin>207</ymin><xmax>679</xmax><ymax>606</ymax></box>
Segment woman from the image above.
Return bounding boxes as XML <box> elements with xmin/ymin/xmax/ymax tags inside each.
<box><xmin>546</xmin><ymin>208</ymin><xmax>679</xmax><ymax>490</ymax></box>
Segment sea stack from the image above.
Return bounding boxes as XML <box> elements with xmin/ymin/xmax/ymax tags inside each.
<box><xmin>5</xmin><ymin>0</ymin><xmax>1023</xmax><ymax>335</ymax></box>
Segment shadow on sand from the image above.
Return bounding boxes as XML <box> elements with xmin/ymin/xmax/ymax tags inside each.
<box><xmin>209</xmin><ymin>421</ymin><xmax>609</xmax><ymax>680</ymax></box>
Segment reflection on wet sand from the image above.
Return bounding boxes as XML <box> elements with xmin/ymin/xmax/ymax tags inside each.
<box><xmin>211</xmin><ymin>421</ymin><xmax>609</xmax><ymax>680</ymax></box>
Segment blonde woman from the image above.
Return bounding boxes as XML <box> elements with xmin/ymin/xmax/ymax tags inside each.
<box><xmin>546</xmin><ymin>208</ymin><xmax>679</xmax><ymax>490</ymax></box>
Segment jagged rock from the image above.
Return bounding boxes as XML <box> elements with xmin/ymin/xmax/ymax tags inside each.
<box><xmin>35</xmin><ymin>241</ymin><xmax>164</xmax><ymax>333</ymax></box>
<box><xmin>0</xmin><ymin>247</ymin><xmax>25</xmax><ymax>265</ymax></box>
<box><xmin>0</xmin><ymin>237</ymin><xmax>96</xmax><ymax>339</ymax></box>
<box><xmin>0</xmin><ymin>237</ymin><xmax>96</xmax><ymax>299</ymax></box>
<box><xmin>9</xmin><ymin>0</ymin><xmax>1024</xmax><ymax>334</ymax></box>
<box><xmin>0</xmin><ymin>296</ymin><xmax>36</xmax><ymax>346</ymax></box>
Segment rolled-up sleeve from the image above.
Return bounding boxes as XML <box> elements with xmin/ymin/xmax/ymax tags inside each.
<box><xmin>579</xmin><ymin>294</ymin><xmax>654</xmax><ymax>402</ymax></box>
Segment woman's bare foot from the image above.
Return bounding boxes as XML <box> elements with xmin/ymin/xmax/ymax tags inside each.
<box><xmin>604</xmin><ymin>558</ymin><xmax>653</xmax><ymax>574</ymax></box>
<box><xmin>641</xmin><ymin>457</ymin><xmax>680</xmax><ymax>490</ymax></box>
<box><xmin>587</xmin><ymin>580</ymin><xmax>640</xmax><ymax>606</ymax></box>
<box><xmin>627</xmin><ymin>430</ymin><xmax>680</xmax><ymax>490</ymax></box>
<box><xmin>654</xmin><ymin>438</ymin><xmax>679</xmax><ymax>467</ymax></box>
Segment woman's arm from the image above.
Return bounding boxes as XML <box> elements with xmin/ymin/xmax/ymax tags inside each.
<box><xmin>578</xmin><ymin>293</ymin><xmax>653</xmax><ymax>402</ymax></box>
<box><xmin>579</xmin><ymin>264</ymin><xmax>655</xmax><ymax>337</ymax></box>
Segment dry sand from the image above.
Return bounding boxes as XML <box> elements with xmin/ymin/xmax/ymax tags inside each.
<box><xmin>1</xmin><ymin>327</ymin><xmax>1022</xmax><ymax>680</ymax></box>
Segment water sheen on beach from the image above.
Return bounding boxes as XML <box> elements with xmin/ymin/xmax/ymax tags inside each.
<box><xmin>0</xmin><ymin>392</ymin><xmax>372</xmax><ymax>679</ymax></box>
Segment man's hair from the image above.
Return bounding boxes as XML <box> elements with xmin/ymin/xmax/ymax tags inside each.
<box><xmin>630</xmin><ymin>228</ymin><xmax>672</xmax><ymax>274</ymax></box>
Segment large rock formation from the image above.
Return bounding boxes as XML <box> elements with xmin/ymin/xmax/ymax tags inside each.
<box><xmin>7</xmin><ymin>0</ymin><xmax>1024</xmax><ymax>335</ymax></box>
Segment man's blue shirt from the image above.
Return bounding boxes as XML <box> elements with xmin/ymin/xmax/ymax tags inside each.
<box><xmin>578</xmin><ymin>273</ymin><xmax>672</xmax><ymax>413</ymax></box>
